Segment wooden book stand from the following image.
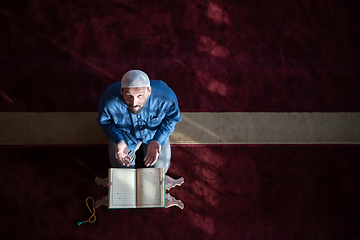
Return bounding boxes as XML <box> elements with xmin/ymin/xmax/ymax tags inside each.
<box><xmin>95</xmin><ymin>174</ymin><xmax>184</xmax><ymax>209</ymax></box>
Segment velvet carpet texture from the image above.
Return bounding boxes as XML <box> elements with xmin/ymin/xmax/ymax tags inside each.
<box><xmin>0</xmin><ymin>1</ymin><xmax>359</xmax><ymax>239</ymax></box>
<box><xmin>0</xmin><ymin>0</ymin><xmax>358</xmax><ymax>112</ymax></box>
<box><xmin>0</xmin><ymin>145</ymin><xmax>359</xmax><ymax>240</ymax></box>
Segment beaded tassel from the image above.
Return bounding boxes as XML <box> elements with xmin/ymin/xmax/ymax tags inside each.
<box><xmin>77</xmin><ymin>197</ymin><xmax>96</xmax><ymax>226</ymax></box>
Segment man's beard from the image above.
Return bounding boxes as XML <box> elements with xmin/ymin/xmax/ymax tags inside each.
<box><xmin>128</xmin><ymin>105</ymin><xmax>143</xmax><ymax>114</ymax></box>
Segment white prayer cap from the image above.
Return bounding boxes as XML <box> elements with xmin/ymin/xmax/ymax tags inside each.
<box><xmin>121</xmin><ymin>70</ymin><xmax>150</xmax><ymax>88</ymax></box>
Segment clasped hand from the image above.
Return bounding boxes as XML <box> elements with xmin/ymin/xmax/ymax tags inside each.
<box><xmin>116</xmin><ymin>140</ymin><xmax>161</xmax><ymax>167</ymax></box>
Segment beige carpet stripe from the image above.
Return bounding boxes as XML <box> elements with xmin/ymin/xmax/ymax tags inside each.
<box><xmin>0</xmin><ymin>112</ymin><xmax>359</xmax><ymax>145</ymax></box>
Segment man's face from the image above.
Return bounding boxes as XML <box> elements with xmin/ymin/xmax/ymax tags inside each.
<box><xmin>121</xmin><ymin>87</ymin><xmax>151</xmax><ymax>114</ymax></box>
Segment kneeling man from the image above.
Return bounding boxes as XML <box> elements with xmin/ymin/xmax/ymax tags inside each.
<box><xmin>97</xmin><ymin>70</ymin><xmax>182</xmax><ymax>173</ymax></box>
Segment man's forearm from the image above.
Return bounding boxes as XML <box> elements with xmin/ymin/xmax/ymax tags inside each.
<box><xmin>100</xmin><ymin>123</ymin><xmax>124</xmax><ymax>144</ymax></box>
<box><xmin>152</xmin><ymin>120</ymin><xmax>178</xmax><ymax>145</ymax></box>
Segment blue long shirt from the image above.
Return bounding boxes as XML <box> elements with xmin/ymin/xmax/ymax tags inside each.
<box><xmin>97</xmin><ymin>80</ymin><xmax>182</xmax><ymax>151</ymax></box>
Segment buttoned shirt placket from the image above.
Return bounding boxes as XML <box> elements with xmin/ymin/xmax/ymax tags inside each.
<box><xmin>133</xmin><ymin>114</ymin><xmax>146</xmax><ymax>143</ymax></box>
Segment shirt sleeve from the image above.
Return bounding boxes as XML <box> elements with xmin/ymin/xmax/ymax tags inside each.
<box><xmin>152</xmin><ymin>97</ymin><xmax>182</xmax><ymax>146</ymax></box>
<box><xmin>97</xmin><ymin>106</ymin><xmax>125</xmax><ymax>145</ymax></box>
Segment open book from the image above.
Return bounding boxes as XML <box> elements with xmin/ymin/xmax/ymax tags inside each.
<box><xmin>108</xmin><ymin>168</ymin><xmax>165</xmax><ymax>209</ymax></box>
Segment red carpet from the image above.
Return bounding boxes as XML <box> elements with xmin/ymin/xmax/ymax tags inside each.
<box><xmin>0</xmin><ymin>145</ymin><xmax>359</xmax><ymax>239</ymax></box>
<box><xmin>0</xmin><ymin>0</ymin><xmax>358</xmax><ymax>112</ymax></box>
<box><xmin>0</xmin><ymin>0</ymin><xmax>359</xmax><ymax>239</ymax></box>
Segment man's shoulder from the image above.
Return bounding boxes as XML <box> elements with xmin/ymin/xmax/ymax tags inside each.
<box><xmin>150</xmin><ymin>80</ymin><xmax>176</xmax><ymax>95</ymax></box>
<box><xmin>101</xmin><ymin>82</ymin><xmax>121</xmax><ymax>97</ymax></box>
<box><xmin>150</xmin><ymin>80</ymin><xmax>169</xmax><ymax>88</ymax></box>
<box><xmin>99</xmin><ymin>82</ymin><xmax>123</xmax><ymax>106</ymax></box>
<box><xmin>149</xmin><ymin>80</ymin><xmax>178</xmax><ymax>107</ymax></box>
<box><xmin>105</xmin><ymin>81</ymin><xmax>122</xmax><ymax>91</ymax></box>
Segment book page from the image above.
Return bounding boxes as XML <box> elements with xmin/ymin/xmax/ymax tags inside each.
<box><xmin>109</xmin><ymin>168</ymin><xmax>136</xmax><ymax>208</ymax></box>
<box><xmin>136</xmin><ymin>168</ymin><xmax>165</xmax><ymax>208</ymax></box>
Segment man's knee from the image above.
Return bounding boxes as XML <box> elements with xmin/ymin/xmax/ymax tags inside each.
<box><xmin>155</xmin><ymin>139</ymin><xmax>171</xmax><ymax>173</ymax></box>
